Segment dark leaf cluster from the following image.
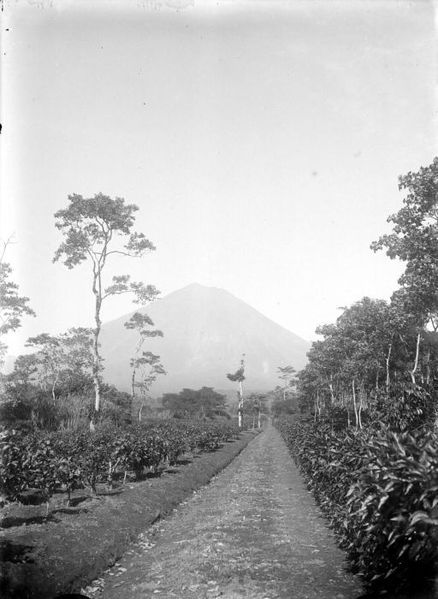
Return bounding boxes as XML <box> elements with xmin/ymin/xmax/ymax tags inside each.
<box><xmin>0</xmin><ymin>420</ymin><xmax>240</xmax><ymax>503</ymax></box>
<box><xmin>276</xmin><ymin>417</ymin><xmax>438</xmax><ymax>593</ymax></box>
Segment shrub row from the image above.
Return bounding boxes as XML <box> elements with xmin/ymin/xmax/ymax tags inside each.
<box><xmin>0</xmin><ymin>419</ymin><xmax>240</xmax><ymax>502</ymax></box>
<box><xmin>276</xmin><ymin>417</ymin><xmax>438</xmax><ymax>593</ymax></box>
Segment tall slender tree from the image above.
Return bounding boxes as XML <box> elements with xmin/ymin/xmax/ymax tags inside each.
<box><xmin>246</xmin><ymin>392</ymin><xmax>266</xmax><ymax>429</ymax></box>
<box><xmin>227</xmin><ymin>354</ymin><xmax>245</xmax><ymax>428</ymax></box>
<box><xmin>277</xmin><ymin>365</ymin><xmax>297</xmax><ymax>401</ymax></box>
<box><xmin>131</xmin><ymin>351</ymin><xmax>165</xmax><ymax>421</ymax></box>
<box><xmin>124</xmin><ymin>312</ymin><xmax>164</xmax><ymax>420</ymax></box>
<box><xmin>53</xmin><ymin>193</ymin><xmax>158</xmax><ymax>425</ymax></box>
<box><xmin>371</xmin><ymin>158</ymin><xmax>438</xmax><ymax>378</ymax></box>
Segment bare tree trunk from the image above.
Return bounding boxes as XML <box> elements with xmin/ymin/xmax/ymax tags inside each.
<box><xmin>131</xmin><ymin>367</ymin><xmax>136</xmax><ymax>401</ymax></box>
<box><xmin>352</xmin><ymin>379</ymin><xmax>359</xmax><ymax>429</ymax></box>
<box><xmin>138</xmin><ymin>402</ymin><xmax>144</xmax><ymax>422</ymax></box>
<box><xmin>237</xmin><ymin>380</ymin><xmax>244</xmax><ymax>428</ymax></box>
<box><xmin>410</xmin><ymin>331</ymin><xmax>421</xmax><ymax>385</ymax></box>
<box><xmin>385</xmin><ymin>340</ymin><xmax>392</xmax><ymax>392</ymax></box>
<box><xmin>426</xmin><ymin>346</ymin><xmax>431</xmax><ymax>385</ymax></box>
<box><xmin>91</xmin><ymin>269</ymin><xmax>102</xmax><ymax>430</ymax></box>
<box><xmin>314</xmin><ymin>390</ymin><xmax>321</xmax><ymax>421</ymax></box>
<box><xmin>328</xmin><ymin>376</ymin><xmax>335</xmax><ymax>404</ymax></box>
<box><xmin>107</xmin><ymin>460</ymin><xmax>113</xmax><ymax>490</ymax></box>
<box><xmin>131</xmin><ymin>367</ymin><xmax>138</xmax><ymax>422</ymax></box>
<box><xmin>51</xmin><ymin>377</ymin><xmax>57</xmax><ymax>403</ymax></box>
<box><xmin>358</xmin><ymin>385</ymin><xmax>364</xmax><ymax>430</ymax></box>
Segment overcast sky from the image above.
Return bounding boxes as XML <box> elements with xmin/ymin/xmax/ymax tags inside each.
<box><xmin>1</xmin><ymin>0</ymin><xmax>436</xmax><ymax>357</ymax></box>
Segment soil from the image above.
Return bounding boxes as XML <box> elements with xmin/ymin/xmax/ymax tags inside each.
<box><xmin>0</xmin><ymin>429</ymin><xmax>258</xmax><ymax>599</ymax></box>
<box><xmin>83</xmin><ymin>424</ymin><xmax>364</xmax><ymax>599</ymax></box>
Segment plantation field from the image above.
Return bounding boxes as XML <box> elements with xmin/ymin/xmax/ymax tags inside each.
<box><xmin>0</xmin><ymin>421</ymin><xmax>258</xmax><ymax>599</ymax></box>
<box><xmin>276</xmin><ymin>415</ymin><xmax>438</xmax><ymax>596</ymax></box>
<box><xmin>82</xmin><ymin>423</ymin><xmax>362</xmax><ymax>599</ymax></box>
<box><xmin>1</xmin><ymin>420</ymin><xmax>242</xmax><ymax>503</ymax></box>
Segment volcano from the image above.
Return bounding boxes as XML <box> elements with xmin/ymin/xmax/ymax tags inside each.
<box><xmin>100</xmin><ymin>283</ymin><xmax>309</xmax><ymax>395</ymax></box>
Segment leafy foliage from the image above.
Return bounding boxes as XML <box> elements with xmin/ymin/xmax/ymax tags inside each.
<box><xmin>226</xmin><ymin>367</ymin><xmax>245</xmax><ymax>383</ymax></box>
<box><xmin>0</xmin><ymin>263</ymin><xmax>35</xmax><ymax>336</ymax></box>
<box><xmin>162</xmin><ymin>387</ymin><xmax>229</xmax><ymax>420</ymax></box>
<box><xmin>277</xmin><ymin>417</ymin><xmax>438</xmax><ymax>592</ymax></box>
<box><xmin>0</xmin><ymin>240</ymin><xmax>35</xmax><ymax>361</ymax></box>
<box><xmin>53</xmin><ymin>194</ymin><xmax>154</xmax><ymax>268</ymax></box>
<box><xmin>0</xmin><ymin>378</ymin><xmax>131</xmax><ymax>431</ymax></box>
<box><xmin>22</xmin><ymin>328</ymin><xmax>94</xmax><ymax>400</ymax></box>
<box><xmin>297</xmin><ymin>160</ymin><xmax>438</xmax><ymax>426</ymax></box>
<box><xmin>52</xmin><ymin>193</ymin><xmax>159</xmax><ymax>418</ymax></box>
<box><xmin>285</xmin><ymin>160</ymin><xmax>438</xmax><ymax>593</ymax></box>
<box><xmin>226</xmin><ymin>354</ymin><xmax>246</xmax><ymax>383</ymax></box>
<box><xmin>270</xmin><ymin>395</ymin><xmax>298</xmax><ymax>417</ymax></box>
<box><xmin>0</xmin><ymin>420</ymin><xmax>240</xmax><ymax>502</ymax></box>
<box><xmin>277</xmin><ymin>365</ymin><xmax>297</xmax><ymax>399</ymax></box>
<box><xmin>371</xmin><ymin>157</ymin><xmax>438</xmax><ymax>332</ymax></box>
<box><xmin>124</xmin><ymin>311</ymin><xmax>165</xmax><ymax>421</ymax></box>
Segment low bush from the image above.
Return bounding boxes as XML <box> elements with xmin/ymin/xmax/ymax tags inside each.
<box><xmin>0</xmin><ymin>419</ymin><xmax>241</xmax><ymax>502</ymax></box>
<box><xmin>276</xmin><ymin>417</ymin><xmax>438</xmax><ymax>592</ymax></box>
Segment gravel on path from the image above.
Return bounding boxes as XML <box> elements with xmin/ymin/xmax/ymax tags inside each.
<box><xmin>85</xmin><ymin>424</ymin><xmax>363</xmax><ymax>599</ymax></box>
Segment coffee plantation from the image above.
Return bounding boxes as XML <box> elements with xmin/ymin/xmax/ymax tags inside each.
<box><xmin>0</xmin><ymin>420</ymin><xmax>240</xmax><ymax>503</ymax></box>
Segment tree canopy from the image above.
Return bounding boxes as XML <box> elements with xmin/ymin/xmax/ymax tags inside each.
<box><xmin>162</xmin><ymin>387</ymin><xmax>228</xmax><ymax>420</ymax></box>
<box><xmin>53</xmin><ymin>193</ymin><xmax>159</xmax><ymax>422</ymax></box>
<box><xmin>0</xmin><ymin>240</ymin><xmax>35</xmax><ymax>362</ymax></box>
<box><xmin>297</xmin><ymin>157</ymin><xmax>438</xmax><ymax>430</ymax></box>
<box><xmin>371</xmin><ymin>157</ymin><xmax>438</xmax><ymax>331</ymax></box>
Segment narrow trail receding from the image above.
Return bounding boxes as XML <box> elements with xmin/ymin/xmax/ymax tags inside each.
<box><xmin>88</xmin><ymin>424</ymin><xmax>363</xmax><ymax>599</ymax></box>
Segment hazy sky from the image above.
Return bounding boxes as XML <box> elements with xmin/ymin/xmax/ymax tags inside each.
<box><xmin>1</xmin><ymin>0</ymin><xmax>436</xmax><ymax>357</ymax></box>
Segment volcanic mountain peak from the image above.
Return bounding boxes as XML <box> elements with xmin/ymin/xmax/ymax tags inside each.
<box><xmin>100</xmin><ymin>283</ymin><xmax>309</xmax><ymax>394</ymax></box>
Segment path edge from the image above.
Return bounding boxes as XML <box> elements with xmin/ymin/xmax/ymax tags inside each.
<box><xmin>1</xmin><ymin>430</ymin><xmax>260</xmax><ymax>599</ymax></box>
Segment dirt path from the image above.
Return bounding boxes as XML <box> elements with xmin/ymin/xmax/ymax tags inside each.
<box><xmin>85</xmin><ymin>424</ymin><xmax>363</xmax><ymax>599</ymax></box>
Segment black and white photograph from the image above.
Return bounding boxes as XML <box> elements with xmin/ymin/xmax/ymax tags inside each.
<box><xmin>0</xmin><ymin>1</ymin><xmax>437</xmax><ymax>597</ymax></box>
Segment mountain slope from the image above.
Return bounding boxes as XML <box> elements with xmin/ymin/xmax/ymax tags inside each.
<box><xmin>100</xmin><ymin>283</ymin><xmax>310</xmax><ymax>394</ymax></box>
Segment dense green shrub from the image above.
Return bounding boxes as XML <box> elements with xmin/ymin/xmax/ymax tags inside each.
<box><xmin>369</xmin><ymin>383</ymin><xmax>435</xmax><ymax>433</ymax></box>
<box><xmin>345</xmin><ymin>429</ymin><xmax>438</xmax><ymax>588</ymax></box>
<box><xmin>0</xmin><ymin>430</ymin><xmax>59</xmax><ymax>498</ymax></box>
<box><xmin>0</xmin><ymin>419</ymin><xmax>241</xmax><ymax>502</ymax></box>
<box><xmin>276</xmin><ymin>417</ymin><xmax>438</xmax><ymax>592</ymax></box>
<box><xmin>120</xmin><ymin>425</ymin><xmax>167</xmax><ymax>479</ymax></box>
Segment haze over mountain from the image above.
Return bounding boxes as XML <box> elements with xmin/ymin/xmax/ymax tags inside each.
<box><xmin>100</xmin><ymin>283</ymin><xmax>310</xmax><ymax>395</ymax></box>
